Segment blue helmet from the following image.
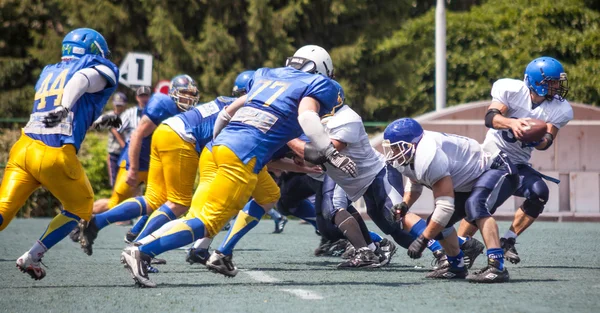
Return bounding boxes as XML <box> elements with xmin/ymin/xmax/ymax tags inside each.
<box><xmin>382</xmin><ymin>118</ymin><xmax>424</xmax><ymax>167</ymax></box>
<box><xmin>62</xmin><ymin>28</ymin><xmax>110</xmax><ymax>60</ymax></box>
<box><xmin>232</xmin><ymin>70</ymin><xmax>255</xmax><ymax>97</ymax></box>
<box><xmin>169</xmin><ymin>74</ymin><xmax>200</xmax><ymax>111</ymax></box>
<box><xmin>524</xmin><ymin>57</ymin><xmax>569</xmax><ymax>101</ymax></box>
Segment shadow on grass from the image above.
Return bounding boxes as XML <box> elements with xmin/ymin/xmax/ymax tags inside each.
<box><xmin>521</xmin><ymin>265</ymin><xmax>600</xmax><ymax>270</ymax></box>
<box><xmin>508</xmin><ymin>278</ymin><xmax>565</xmax><ymax>283</ymax></box>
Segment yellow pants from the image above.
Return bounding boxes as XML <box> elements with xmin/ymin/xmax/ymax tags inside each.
<box><xmin>143</xmin><ymin>124</ymin><xmax>198</xmax><ymax>212</ymax></box>
<box><xmin>107</xmin><ymin>163</ymin><xmax>148</xmax><ymax>209</ymax></box>
<box><xmin>188</xmin><ymin>145</ymin><xmax>280</xmax><ymax>237</ymax></box>
<box><xmin>0</xmin><ymin>134</ymin><xmax>94</xmax><ymax>230</ymax></box>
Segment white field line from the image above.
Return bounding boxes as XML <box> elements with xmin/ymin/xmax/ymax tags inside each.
<box><xmin>243</xmin><ymin>270</ymin><xmax>324</xmax><ymax>300</ymax></box>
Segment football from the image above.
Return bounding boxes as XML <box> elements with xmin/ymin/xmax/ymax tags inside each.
<box><xmin>520</xmin><ymin>118</ymin><xmax>547</xmax><ymax>143</ymax></box>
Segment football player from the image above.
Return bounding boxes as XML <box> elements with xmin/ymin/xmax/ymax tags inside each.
<box><xmin>383</xmin><ymin>118</ymin><xmax>518</xmax><ymax>282</ymax></box>
<box><xmin>458</xmin><ymin>57</ymin><xmax>573</xmax><ymax>264</ymax></box>
<box><xmin>78</xmin><ymin>75</ymin><xmax>200</xmax><ymax>255</ymax></box>
<box><xmin>0</xmin><ymin>28</ymin><xmax>120</xmax><ymax>280</ymax></box>
<box><xmin>120</xmin><ymin>45</ymin><xmax>357</xmax><ymax>287</ymax></box>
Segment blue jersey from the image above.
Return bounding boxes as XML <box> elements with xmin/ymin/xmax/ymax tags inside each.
<box><xmin>177</xmin><ymin>96</ymin><xmax>234</xmax><ymax>153</ymax></box>
<box><xmin>214</xmin><ymin>67</ymin><xmax>340</xmax><ymax>173</ymax></box>
<box><xmin>119</xmin><ymin>93</ymin><xmax>180</xmax><ymax>171</ymax></box>
<box><xmin>23</xmin><ymin>55</ymin><xmax>118</xmax><ymax>151</ymax></box>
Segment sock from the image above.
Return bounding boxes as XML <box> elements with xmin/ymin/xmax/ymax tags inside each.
<box><xmin>316</xmin><ymin>214</ymin><xmax>346</xmax><ymax>242</ymax></box>
<box><xmin>192</xmin><ymin>237</ymin><xmax>213</xmax><ymax>250</ymax></box>
<box><xmin>347</xmin><ymin>206</ymin><xmax>373</xmax><ymax>246</ymax></box>
<box><xmin>136</xmin><ymin>219</ymin><xmax>180</xmax><ymax>245</ymax></box>
<box><xmin>28</xmin><ymin>240</ymin><xmax>48</xmax><ymax>262</ymax></box>
<box><xmin>38</xmin><ymin>210</ymin><xmax>80</xmax><ymax>250</ymax></box>
<box><xmin>333</xmin><ymin>210</ymin><xmax>367</xmax><ymax>249</ymax></box>
<box><xmin>407</xmin><ymin>219</ymin><xmax>443</xmax><ymax>252</ymax></box>
<box><xmin>139</xmin><ymin>218</ymin><xmax>205</xmax><ymax>257</ymax></box>
<box><xmin>218</xmin><ymin>200</ymin><xmax>265</xmax><ymax>256</ymax></box>
<box><xmin>130</xmin><ymin>215</ymin><xmax>149</xmax><ymax>235</ymax></box>
<box><xmin>447</xmin><ymin>250</ymin><xmax>465</xmax><ymax>269</ymax></box>
<box><xmin>503</xmin><ymin>230</ymin><xmax>517</xmax><ymax>239</ymax></box>
<box><xmin>369</xmin><ymin>231</ymin><xmax>383</xmax><ymax>243</ymax></box>
<box><xmin>134</xmin><ymin>204</ymin><xmax>177</xmax><ymax>242</ymax></box>
<box><xmin>291</xmin><ymin>199</ymin><xmax>318</xmax><ymax>229</ymax></box>
<box><xmin>458</xmin><ymin>236</ymin><xmax>467</xmax><ymax>246</ymax></box>
<box><xmin>266</xmin><ymin>208</ymin><xmax>282</xmax><ymax>220</ymax></box>
<box><xmin>95</xmin><ymin>196</ymin><xmax>147</xmax><ymax>230</ymax></box>
<box><xmin>487</xmin><ymin>248</ymin><xmax>505</xmax><ymax>270</ymax></box>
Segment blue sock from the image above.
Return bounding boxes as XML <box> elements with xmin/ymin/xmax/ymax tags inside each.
<box><xmin>291</xmin><ymin>199</ymin><xmax>318</xmax><ymax>229</ymax></box>
<box><xmin>369</xmin><ymin>231</ymin><xmax>383</xmax><ymax>243</ymax></box>
<box><xmin>267</xmin><ymin>208</ymin><xmax>282</xmax><ymax>220</ymax></box>
<box><xmin>458</xmin><ymin>236</ymin><xmax>467</xmax><ymax>246</ymax></box>
<box><xmin>139</xmin><ymin>218</ymin><xmax>205</xmax><ymax>257</ymax></box>
<box><xmin>487</xmin><ymin>248</ymin><xmax>505</xmax><ymax>270</ymax></box>
<box><xmin>218</xmin><ymin>200</ymin><xmax>264</xmax><ymax>256</ymax></box>
<box><xmin>130</xmin><ymin>215</ymin><xmax>149</xmax><ymax>235</ymax></box>
<box><xmin>39</xmin><ymin>210</ymin><xmax>80</xmax><ymax>249</ymax></box>
<box><xmin>447</xmin><ymin>250</ymin><xmax>465</xmax><ymax>269</ymax></box>
<box><xmin>408</xmin><ymin>219</ymin><xmax>443</xmax><ymax>252</ymax></box>
<box><xmin>95</xmin><ymin>196</ymin><xmax>147</xmax><ymax>230</ymax></box>
<box><xmin>135</xmin><ymin>204</ymin><xmax>177</xmax><ymax>241</ymax></box>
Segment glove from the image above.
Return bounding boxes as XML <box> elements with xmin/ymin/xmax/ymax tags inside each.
<box><xmin>42</xmin><ymin>105</ymin><xmax>69</xmax><ymax>127</ymax></box>
<box><xmin>92</xmin><ymin>113</ymin><xmax>122</xmax><ymax>130</ymax></box>
<box><xmin>304</xmin><ymin>143</ymin><xmax>357</xmax><ymax>177</ymax></box>
<box><xmin>392</xmin><ymin>202</ymin><xmax>409</xmax><ymax>224</ymax></box>
<box><xmin>407</xmin><ymin>234</ymin><xmax>429</xmax><ymax>259</ymax></box>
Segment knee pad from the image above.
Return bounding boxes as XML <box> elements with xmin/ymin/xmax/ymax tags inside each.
<box><xmin>522</xmin><ymin>181</ymin><xmax>549</xmax><ymax>218</ymax></box>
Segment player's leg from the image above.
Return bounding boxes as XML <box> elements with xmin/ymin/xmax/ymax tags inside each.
<box><xmin>277</xmin><ymin>173</ymin><xmax>319</xmax><ymax>230</ymax></box>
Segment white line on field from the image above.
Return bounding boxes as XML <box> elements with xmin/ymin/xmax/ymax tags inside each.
<box><xmin>243</xmin><ymin>270</ymin><xmax>324</xmax><ymax>300</ymax></box>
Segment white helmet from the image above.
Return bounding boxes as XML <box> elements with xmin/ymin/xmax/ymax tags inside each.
<box><xmin>286</xmin><ymin>45</ymin><xmax>334</xmax><ymax>78</ymax></box>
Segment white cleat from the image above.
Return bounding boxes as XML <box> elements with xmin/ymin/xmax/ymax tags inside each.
<box><xmin>120</xmin><ymin>247</ymin><xmax>156</xmax><ymax>288</ymax></box>
<box><xmin>16</xmin><ymin>252</ymin><xmax>46</xmax><ymax>280</ymax></box>
<box><xmin>206</xmin><ymin>250</ymin><xmax>239</xmax><ymax>277</ymax></box>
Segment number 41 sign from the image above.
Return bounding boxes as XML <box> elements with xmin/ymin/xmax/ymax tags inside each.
<box><xmin>119</xmin><ymin>52</ymin><xmax>153</xmax><ymax>88</ymax></box>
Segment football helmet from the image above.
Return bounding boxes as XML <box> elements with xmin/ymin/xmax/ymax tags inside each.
<box><xmin>232</xmin><ymin>70</ymin><xmax>255</xmax><ymax>97</ymax></box>
<box><xmin>382</xmin><ymin>118</ymin><xmax>424</xmax><ymax>167</ymax></box>
<box><xmin>169</xmin><ymin>74</ymin><xmax>200</xmax><ymax>111</ymax></box>
<box><xmin>524</xmin><ymin>56</ymin><xmax>568</xmax><ymax>101</ymax></box>
<box><xmin>62</xmin><ymin>28</ymin><xmax>110</xmax><ymax>60</ymax></box>
<box><xmin>286</xmin><ymin>45</ymin><xmax>334</xmax><ymax>78</ymax></box>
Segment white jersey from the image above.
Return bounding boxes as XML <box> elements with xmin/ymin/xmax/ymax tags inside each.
<box><xmin>322</xmin><ymin>105</ymin><xmax>386</xmax><ymax>201</ymax></box>
<box><xmin>482</xmin><ymin>79</ymin><xmax>573</xmax><ymax>164</ymax></box>
<box><xmin>395</xmin><ymin>131</ymin><xmax>489</xmax><ymax>192</ymax></box>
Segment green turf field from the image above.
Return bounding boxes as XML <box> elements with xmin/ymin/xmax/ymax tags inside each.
<box><xmin>1</xmin><ymin>219</ymin><xmax>599</xmax><ymax>313</ymax></box>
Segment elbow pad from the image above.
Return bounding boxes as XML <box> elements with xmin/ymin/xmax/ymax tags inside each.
<box><xmin>430</xmin><ymin>196</ymin><xmax>455</xmax><ymax>226</ymax></box>
<box><xmin>484</xmin><ymin>109</ymin><xmax>502</xmax><ymax>129</ymax></box>
<box><xmin>538</xmin><ymin>133</ymin><xmax>554</xmax><ymax>151</ymax></box>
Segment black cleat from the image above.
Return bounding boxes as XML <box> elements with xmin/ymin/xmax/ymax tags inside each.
<box><xmin>328</xmin><ymin>239</ymin><xmax>349</xmax><ymax>257</ymax></box>
<box><xmin>337</xmin><ymin>247</ymin><xmax>380</xmax><ymax>269</ymax></box>
<box><xmin>461</xmin><ymin>237</ymin><xmax>485</xmax><ymax>269</ymax></box>
<box><xmin>186</xmin><ymin>248</ymin><xmax>210</xmax><ymax>265</ymax></box>
<box><xmin>375</xmin><ymin>239</ymin><xmax>397</xmax><ymax>267</ymax></box>
<box><xmin>150</xmin><ymin>258</ymin><xmax>166</xmax><ymax>265</ymax></box>
<box><xmin>467</xmin><ymin>258</ymin><xmax>510</xmax><ymax>283</ymax></box>
<box><xmin>124</xmin><ymin>230</ymin><xmax>137</xmax><ymax>244</ymax></box>
<box><xmin>79</xmin><ymin>218</ymin><xmax>99</xmax><ymax>256</ymax></box>
<box><xmin>426</xmin><ymin>264</ymin><xmax>468</xmax><ymax>279</ymax></box>
<box><xmin>501</xmin><ymin>237</ymin><xmax>521</xmax><ymax>264</ymax></box>
<box><xmin>69</xmin><ymin>227</ymin><xmax>80</xmax><ymax>243</ymax></box>
<box><xmin>206</xmin><ymin>250</ymin><xmax>238</xmax><ymax>277</ymax></box>
<box><xmin>341</xmin><ymin>241</ymin><xmax>356</xmax><ymax>259</ymax></box>
<box><xmin>314</xmin><ymin>238</ymin><xmax>332</xmax><ymax>256</ymax></box>
<box><xmin>273</xmin><ymin>216</ymin><xmax>288</xmax><ymax>233</ymax></box>
<box><xmin>431</xmin><ymin>249</ymin><xmax>448</xmax><ymax>270</ymax></box>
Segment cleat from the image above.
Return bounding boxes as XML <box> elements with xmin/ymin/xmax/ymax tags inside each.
<box><xmin>426</xmin><ymin>264</ymin><xmax>468</xmax><ymax>279</ymax></box>
<box><xmin>273</xmin><ymin>216</ymin><xmax>288</xmax><ymax>233</ymax></box>
<box><xmin>79</xmin><ymin>218</ymin><xmax>99</xmax><ymax>256</ymax></box>
<box><xmin>206</xmin><ymin>250</ymin><xmax>238</xmax><ymax>277</ymax></box>
<box><xmin>16</xmin><ymin>252</ymin><xmax>46</xmax><ymax>280</ymax></box>
<box><xmin>120</xmin><ymin>247</ymin><xmax>156</xmax><ymax>288</ymax></box>
<box><xmin>431</xmin><ymin>249</ymin><xmax>448</xmax><ymax>270</ymax></box>
<box><xmin>69</xmin><ymin>227</ymin><xmax>80</xmax><ymax>243</ymax></box>
<box><xmin>314</xmin><ymin>238</ymin><xmax>333</xmax><ymax>256</ymax></box>
<box><xmin>461</xmin><ymin>237</ymin><xmax>485</xmax><ymax>269</ymax></box>
<box><xmin>327</xmin><ymin>239</ymin><xmax>348</xmax><ymax>257</ymax></box>
<box><xmin>124</xmin><ymin>231</ymin><xmax>137</xmax><ymax>244</ymax></box>
<box><xmin>341</xmin><ymin>241</ymin><xmax>356</xmax><ymax>259</ymax></box>
<box><xmin>501</xmin><ymin>237</ymin><xmax>521</xmax><ymax>264</ymax></box>
<box><xmin>150</xmin><ymin>258</ymin><xmax>167</xmax><ymax>265</ymax></box>
<box><xmin>337</xmin><ymin>247</ymin><xmax>380</xmax><ymax>269</ymax></box>
<box><xmin>147</xmin><ymin>264</ymin><xmax>159</xmax><ymax>274</ymax></box>
<box><xmin>467</xmin><ymin>258</ymin><xmax>510</xmax><ymax>283</ymax></box>
<box><xmin>186</xmin><ymin>248</ymin><xmax>210</xmax><ymax>265</ymax></box>
<box><xmin>375</xmin><ymin>238</ymin><xmax>397</xmax><ymax>267</ymax></box>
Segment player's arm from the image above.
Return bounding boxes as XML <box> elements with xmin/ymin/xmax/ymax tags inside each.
<box><xmin>534</xmin><ymin>124</ymin><xmax>558</xmax><ymax>151</ymax></box>
<box><xmin>110</xmin><ymin>128</ymin><xmax>126</xmax><ymax>149</ymax></box>
<box><xmin>213</xmin><ymin>95</ymin><xmax>248</xmax><ymax>138</ymax></box>
<box><xmin>392</xmin><ymin>178</ymin><xmax>422</xmax><ymax>223</ymax></box>
<box><xmin>267</xmin><ymin>158</ymin><xmax>323</xmax><ymax>174</ymax></box>
<box><xmin>43</xmin><ymin>67</ymin><xmax>113</xmax><ymax>127</ymax></box>
<box><xmin>126</xmin><ymin>116</ymin><xmax>157</xmax><ymax>187</ymax></box>
<box><xmin>484</xmin><ymin>102</ymin><xmax>529</xmax><ymax>139</ymax></box>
